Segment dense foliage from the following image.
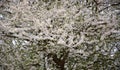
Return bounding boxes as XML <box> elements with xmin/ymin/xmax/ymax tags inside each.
<box><xmin>0</xmin><ymin>0</ymin><xmax>120</xmax><ymax>70</ymax></box>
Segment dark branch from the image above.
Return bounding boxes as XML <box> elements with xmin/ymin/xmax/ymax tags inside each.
<box><xmin>99</xmin><ymin>2</ymin><xmax>120</xmax><ymax>12</ymax></box>
<box><xmin>47</xmin><ymin>50</ymin><xmax>69</xmax><ymax>70</ymax></box>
